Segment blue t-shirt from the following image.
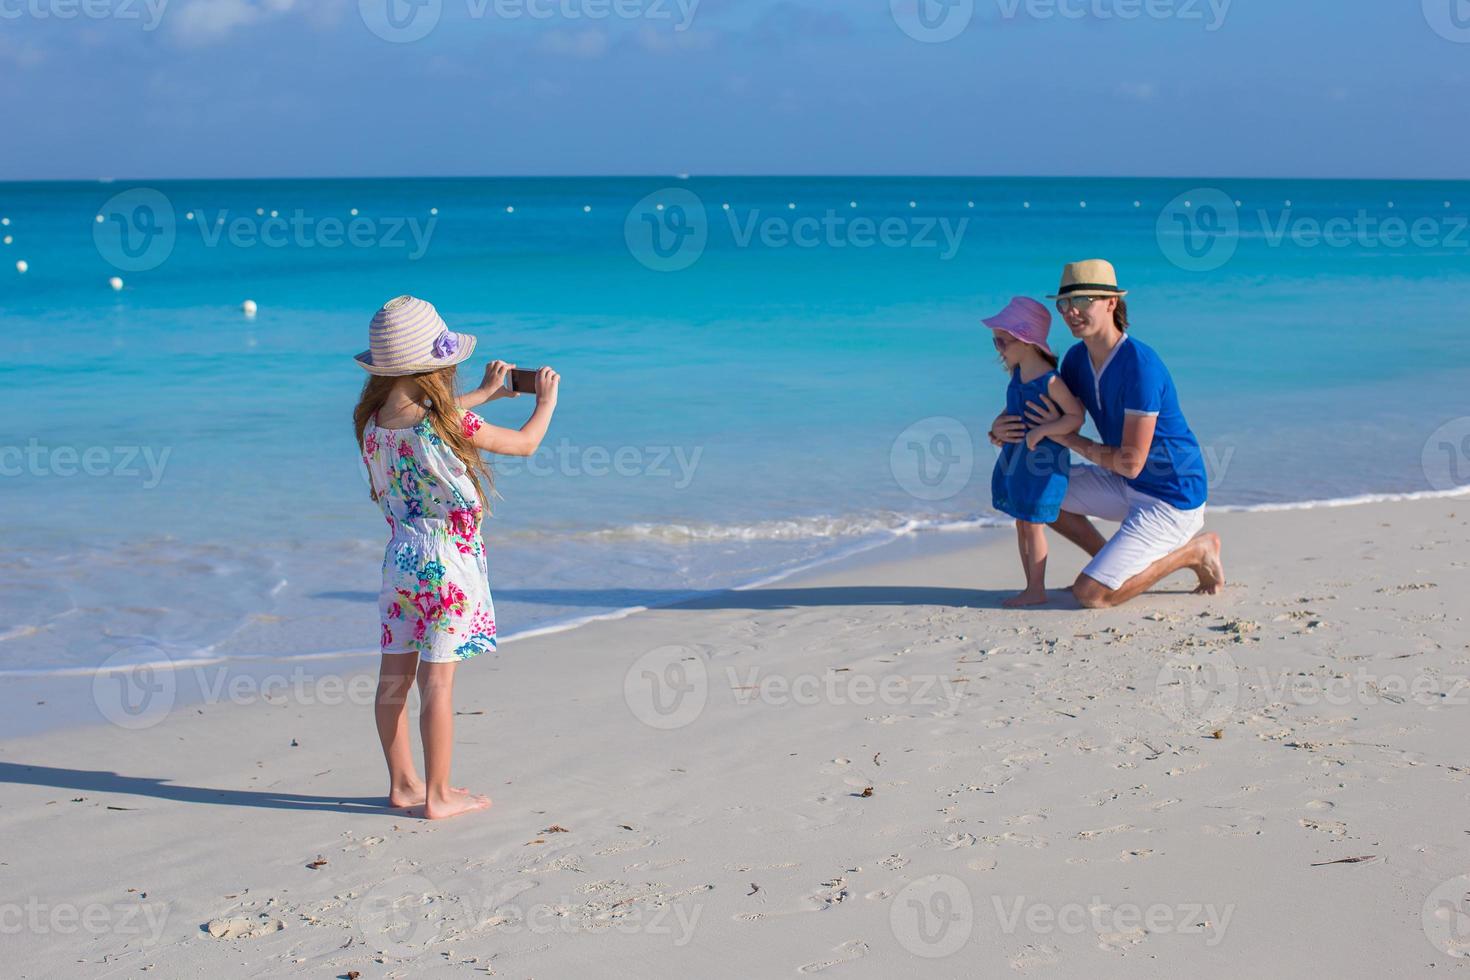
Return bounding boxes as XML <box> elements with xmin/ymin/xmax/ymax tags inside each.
<box><xmin>1059</xmin><ymin>335</ymin><xmax>1207</xmax><ymax>510</ymax></box>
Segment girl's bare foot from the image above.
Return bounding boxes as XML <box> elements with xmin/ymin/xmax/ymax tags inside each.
<box><xmin>388</xmin><ymin>779</ymin><xmax>426</xmax><ymax>809</ymax></box>
<box><xmin>1002</xmin><ymin>590</ymin><xmax>1048</xmax><ymax>608</ymax></box>
<box><xmin>1192</xmin><ymin>532</ymin><xmax>1225</xmax><ymax>595</ymax></box>
<box><xmin>422</xmin><ymin>787</ymin><xmax>492</xmax><ymax>821</ymax></box>
<box><xmin>390</xmin><ymin>784</ymin><xmax>476</xmax><ymax>809</ymax></box>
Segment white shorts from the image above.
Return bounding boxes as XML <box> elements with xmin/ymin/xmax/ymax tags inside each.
<box><xmin>1061</xmin><ymin>464</ymin><xmax>1206</xmax><ymax>591</ymax></box>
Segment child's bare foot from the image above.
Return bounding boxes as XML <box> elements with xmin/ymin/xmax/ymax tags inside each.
<box><xmin>1192</xmin><ymin>532</ymin><xmax>1225</xmax><ymax>595</ymax></box>
<box><xmin>390</xmin><ymin>783</ymin><xmax>477</xmax><ymax>809</ymax></box>
<box><xmin>1002</xmin><ymin>590</ymin><xmax>1048</xmax><ymax>608</ymax></box>
<box><xmin>388</xmin><ymin>779</ymin><xmax>426</xmax><ymax>809</ymax></box>
<box><xmin>422</xmin><ymin>787</ymin><xmax>492</xmax><ymax>821</ymax></box>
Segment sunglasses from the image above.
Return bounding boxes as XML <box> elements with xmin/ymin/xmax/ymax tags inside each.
<box><xmin>1055</xmin><ymin>295</ymin><xmax>1114</xmax><ymax>314</ymax></box>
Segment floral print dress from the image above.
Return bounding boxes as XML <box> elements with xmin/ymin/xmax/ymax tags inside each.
<box><xmin>362</xmin><ymin>410</ymin><xmax>496</xmax><ymax>663</ymax></box>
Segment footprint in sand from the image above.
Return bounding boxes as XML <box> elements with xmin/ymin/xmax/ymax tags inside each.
<box><xmin>967</xmin><ymin>853</ymin><xmax>999</xmax><ymax>872</ymax></box>
<box><xmin>623</xmin><ymin>857</ymin><xmax>688</xmax><ymax>872</ymax></box>
<box><xmin>878</xmin><ymin>854</ymin><xmax>909</xmax><ymax>870</ymax></box>
<box><xmin>340</xmin><ymin>835</ymin><xmax>386</xmax><ymax>852</ymax></box>
<box><xmin>1304</xmin><ymin>799</ymin><xmax>1336</xmax><ymax>811</ymax></box>
<box><xmin>1097</xmin><ymin>926</ymin><xmax>1148</xmax><ymax>952</ymax></box>
<box><xmin>1075</xmin><ymin>824</ymin><xmax>1133</xmax><ymax>840</ymax></box>
<box><xmin>1299</xmin><ymin>817</ymin><xmax>1348</xmax><ymax>836</ymax></box>
<box><xmin>593</xmin><ymin>837</ymin><xmax>660</xmax><ymax>857</ymax></box>
<box><xmin>806</xmin><ymin>877</ymin><xmax>850</xmax><ymax>910</ymax></box>
<box><xmin>723</xmin><ymin>860</ymin><xmax>801</xmax><ymax>873</ymax></box>
<box><xmin>797</xmin><ymin>940</ymin><xmax>870</xmax><ymax>974</ymax></box>
<box><xmin>981</xmin><ymin>832</ymin><xmax>1048</xmax><ymax>849</ymax></box>
<box><xmin>1009</xmin><ymin>943</ymin><xmax>1062</xmax><ymax>971</ymax></box>
<box><xmin>1118</xmin><ymin>849</ymin><xmax>1155</xmax><ymax>861</ymax></box>
<box><xmin>1005</xmin><ymin>813</ymin><xmax>1048</xmax><ymax>827</ymax></box>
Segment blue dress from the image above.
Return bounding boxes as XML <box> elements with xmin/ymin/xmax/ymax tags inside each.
<box><xmin>991</xmin><ymin>367</ymin><xmax>1071</xmax><ymax>524</ymax></box>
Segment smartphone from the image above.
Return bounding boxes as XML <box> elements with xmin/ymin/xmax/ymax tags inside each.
<box><xmin>505</xmin><ymin>368</ymin><xmax>540</xmax><ymax>394</ymax></box>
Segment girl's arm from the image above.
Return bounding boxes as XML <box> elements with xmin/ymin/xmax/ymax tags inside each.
<box><xmin>468</xmin><ymin>367</ymin><xmax>560</xmax><ymax>457</ymax></box>
<box><xmin>458</xmin><ymin>361</ymin><xmax>518</xmax><ymax>411</ymax></box>
<box><xmin>1024</xmin><ymin>376</ymin><xmax>1085</xmax><ymax>450</ymax></box>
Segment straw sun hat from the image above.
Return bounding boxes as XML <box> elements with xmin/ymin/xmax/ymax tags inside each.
<box><xmin>354</xmin><ymin>295</ymin><xmax>477</xmax><ymax>376</ymax></box>
<box><xmin>1046</xmin><ymin>259</ymin><xmax>1129</xmax><ymax>300</ymax></box>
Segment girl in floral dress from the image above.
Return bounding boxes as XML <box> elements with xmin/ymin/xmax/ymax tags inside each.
<box><xmin>353</xmin><ymin>295</ymin><xmax>560</xmax><ymax>820</ymax></box>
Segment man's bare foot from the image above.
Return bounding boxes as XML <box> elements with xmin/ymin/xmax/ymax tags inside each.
<box><xmin>1192</xmin><ymin>532</ymin><xmax>1225</xmax><ymax>595</ymax></box>
<box><xmin>422</xmin><ymin>787</ymin><xmax>492</xmax><ymax>821</ymax></box>
<box><xmin>1001</xmin><ymin>590</ymin><xmax>1048</xmax><ymax>608</ymax></box>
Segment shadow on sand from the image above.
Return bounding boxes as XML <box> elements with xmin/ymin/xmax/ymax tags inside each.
<box><xmin>0</xmin><ymin>762</ymin><xmax>392</xmax><ymax>815</ymax></box>
<box><xmin>312</xmin><ymin>586</ymin><xmax>1087</xmax><ymax>612</ymax></box>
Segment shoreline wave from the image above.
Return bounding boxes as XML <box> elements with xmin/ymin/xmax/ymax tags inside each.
<box><xmin>2</xmin><ymin>484</ymin><xmax>1465</xmax><ymax>683</ymax></box>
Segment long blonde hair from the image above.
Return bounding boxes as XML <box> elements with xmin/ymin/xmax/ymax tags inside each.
<box><xmin>353</xmin><ymin>366</ymin><xmax>493</xmax><ymax>506</ymax></box>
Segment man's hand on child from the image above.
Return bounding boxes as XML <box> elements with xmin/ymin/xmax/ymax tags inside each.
<box><xmin>990</xmin><ymin>413</ymin><xmax>1025</xmax><ymax>446</ymax></box>
<box><xmin>1024</xmin><ymin>394</ymin><xmax>1062</xmax><ymax>427</ymax></box>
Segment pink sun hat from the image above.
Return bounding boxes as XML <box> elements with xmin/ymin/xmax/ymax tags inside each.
<box><xmin>982</xmin><ymin>296</ymin><xmax>1053</xmax><ymax>356</ymax></box>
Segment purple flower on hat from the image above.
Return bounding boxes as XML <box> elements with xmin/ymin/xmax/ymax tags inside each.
<box><xmin>432</xmin><ymin>331</ymin><xmax>459</xmax><ymax>359</ymax></box>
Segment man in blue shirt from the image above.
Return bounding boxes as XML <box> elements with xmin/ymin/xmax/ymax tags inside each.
<box><xmin>990</xmin><ymin>260</ymin><xmax>1223</xmax><ymax>608</ymax></box>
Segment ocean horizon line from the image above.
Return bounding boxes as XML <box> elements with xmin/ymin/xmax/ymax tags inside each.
<box><xmin>6</xmin><ymin>174</ymin><xmax>1470</xmax><ymax>187</ymax></box>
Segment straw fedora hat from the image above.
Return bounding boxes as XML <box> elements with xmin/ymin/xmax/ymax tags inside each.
<box><xmin>1047</xmin><ymin>259</ymin><xmax>1128</xmax><ymax>300</ymax></box>
<box><xmin>355</xmin><ymin>295</ymin><xmax>477</xmax><ymax>376</ymax></box>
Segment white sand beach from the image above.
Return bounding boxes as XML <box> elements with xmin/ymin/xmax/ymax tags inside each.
<box><xmin>3</xmin><ymin>497</ymin><xmax>1468</xmax><ymax>978</ymax></box>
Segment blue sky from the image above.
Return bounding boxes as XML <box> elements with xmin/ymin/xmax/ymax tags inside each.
<box><xmin>1</xmin><ymin>0</ymin><xmax>1467</xmax><ymax>180</ymax></box>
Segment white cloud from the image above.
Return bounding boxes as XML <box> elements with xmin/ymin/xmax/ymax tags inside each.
<box><xmin>538</xmin><ymin>28</ymin><xmax>610</xmax><ymax>59</ymax></box>
<box><xmin>635</xmin><ymin>24</ymin><xmax>715</xmax><ymax>53</ymax></box>
<box><xmin>170</xmin><ymin>0</ymin><xmax>298</xmax><ymax>46</ymax></box>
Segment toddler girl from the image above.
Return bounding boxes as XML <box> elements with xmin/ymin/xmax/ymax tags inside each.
<box><xmin>985</xmin><ymin>297</ymin><xmax>1084</xmax><ymax>607</ymax></box>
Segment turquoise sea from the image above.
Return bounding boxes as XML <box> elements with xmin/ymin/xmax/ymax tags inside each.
<box><xmin>2</xmin><ymin>176</ymin><xmax>1468</xmax><ymax>678</ymax></box>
